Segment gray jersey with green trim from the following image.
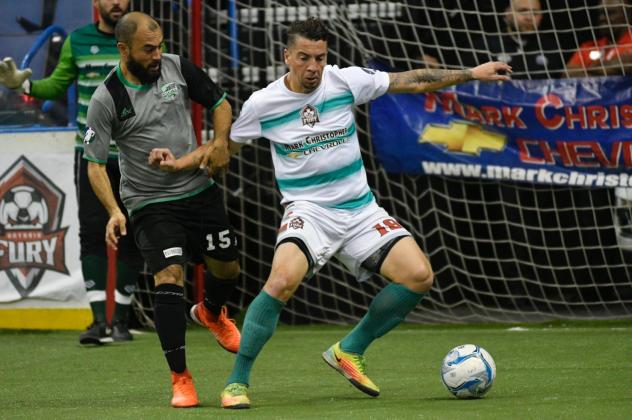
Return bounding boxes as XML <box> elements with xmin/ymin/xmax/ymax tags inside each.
<box><xmin>83</xmin><ymin>53</ymin><xmax>227</xmax><ymax>213</ymax></box>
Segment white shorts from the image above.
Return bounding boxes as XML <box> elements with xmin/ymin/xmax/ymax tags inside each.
<box><xmin>276</xmin><ymin>200</ymin><xmax>411</xmax><ymax>281</ymax></box>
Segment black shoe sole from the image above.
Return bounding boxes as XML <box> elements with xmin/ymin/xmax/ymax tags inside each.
<box><xmin>223</xmin><ymin>404</ymin><xmax>250</xmax><ymax>409</ymax></box>
<box><xmin>112</xmin><ymin>335</ymin><xmax>133</xmax><ymax>342</ymax></box>
<box><xmin>79</xmin><ymin>337</ymin><xmax>105</xmax><ymax>346</ymax></box>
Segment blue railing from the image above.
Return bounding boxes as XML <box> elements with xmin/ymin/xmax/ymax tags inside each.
<box><xmin>228</xmin><ymin>0</ymin><xmax>239</xmax><ymax>69</ymax></box>
<box><xmin>21</xmin><ymin>25</ymin><xmax>77</xmax><ymax>126</ymax></box>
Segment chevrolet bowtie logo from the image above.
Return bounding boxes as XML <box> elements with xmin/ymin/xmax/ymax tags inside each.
<box><xmin>419</xmin><ymin>122</ymin><xmax>506</xmax><ymax>155</ymax></box>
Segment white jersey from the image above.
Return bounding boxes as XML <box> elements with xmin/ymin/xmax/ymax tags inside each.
<box><xmin>230</xmin><ymin>65</ymin><xmax>390</xmax><ymax>209</ymax></box>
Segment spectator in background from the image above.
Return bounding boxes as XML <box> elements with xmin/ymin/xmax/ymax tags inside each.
<box><xmin>0</xmin><ymin>0</ymin><xmax>142</xmax><ymax>345</ymax></box>
<box><xmin>565</xmin><ymin>0</ymin><xmax>632</xmax><ymax>254</ymax></box>
<box><xmin>566</xmin><ymin>0</ymin><xmax>632</xmax><ymax>76</ymax></box>
<box><xmin>484</xmin><ymin>0</ymin><xmax>565</xmax><ymax>79</ymax></box>
<box><xmin>410</xmin><ymin>0</ymin><xmax>483</xmax><ymax>69</ymax></box>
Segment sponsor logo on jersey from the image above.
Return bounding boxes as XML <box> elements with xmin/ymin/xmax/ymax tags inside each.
<box><xmin>300</xmin><ymin>104</ymin><xmax>320</xmax><ymax>127</ymax></box>
<box><xmin>0</xmin><ymin>157</ymin><xmax>70</xmax><ymax>297</ymax></box>
<box><xmin>163</xmin><ymin>247</ymin><xmax>183</xmax><ymax>258</ymax></box>
<box><xmin>83</xmin><ymin>127</ymin><xmax>96</xmax><ymax>144</ymax></box>
<box><xmin>119</xmin><ymin>106</ymin><xmax>135</xmax><ymax>120</ymax></box>
<box><xmin>282</xmin><ymin>127</ymin><xmax>352</xmax><ymax>158</ymax></box>
<box><xmin>160</xmin><ymin>82</ymin><xmax>179</xmax><ymax>102</ymax></box>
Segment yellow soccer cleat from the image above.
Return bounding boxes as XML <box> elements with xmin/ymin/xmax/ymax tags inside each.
<box><xmin>322</xmin><ymin>342</ymin><xmax>380</xmax><ymax>397</ymax></box>
<box><xmin>220</xmin><ymin>383</ymin><xmax>250</xmax><ymax>409</ymax></box>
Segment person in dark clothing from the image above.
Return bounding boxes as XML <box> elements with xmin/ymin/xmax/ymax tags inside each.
<box><xmin>484</xmin><ymin>0</ymin><xmax>565</xmax><ymax>79</ymax></box>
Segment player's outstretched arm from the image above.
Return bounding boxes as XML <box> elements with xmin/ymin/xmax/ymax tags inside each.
<box><xmin>148</xmin><ymin>139</ymin><xmax>243</xmax><ymax>174</ymax></box>
<box><xmin>387</xmin><ymin>61</ymin><xmax>512</xmax><ymax>94</ymax></box>
<box><xmin>147</xmin><ymin>147</ymin><xmax>202</xmax><ymax>172</ymax></box>
<box><xmin>148</xmin><ymin>143</ymin><xmax>220</xmax><ymax>173</ymax></box>
<box><xmin>149</xmin><ymin>100</ymin><xmax>236</xmax><ymax>174</ymax></box>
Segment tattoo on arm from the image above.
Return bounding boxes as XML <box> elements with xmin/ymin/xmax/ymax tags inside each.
<box><xmin>389</xmin><ymin>68</ymin><xmax>473</xmax><ymax>93</ymax></box>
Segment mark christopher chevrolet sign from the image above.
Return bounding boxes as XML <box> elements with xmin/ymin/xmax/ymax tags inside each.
<box><xmin>370</xmin><ymin>75</ymin><xmax>632</xmax><ymax>185</ymax></box>
<box><xmin>0</xmin><ymin>156</ymin><xmax>69</xmax><ymax>297</ymax></box>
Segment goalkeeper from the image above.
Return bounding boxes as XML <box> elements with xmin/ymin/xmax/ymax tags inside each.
<box><xmin>156</xmin><ymin>17</ymin><xmax>511</xmax><ymax>409</ymax></box>
<box><xmin>0</xmin><ymin>0</ymin><xmax>142</xmax><ymax>345</ymax></box>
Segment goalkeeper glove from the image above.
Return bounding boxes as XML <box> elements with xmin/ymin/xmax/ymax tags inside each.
<box><xmin>0</xmin><ymin>57</ymin><xmax>32</xmax><ymax>92</ymax></box>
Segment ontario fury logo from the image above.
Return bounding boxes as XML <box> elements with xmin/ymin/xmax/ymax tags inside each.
<box><xmin>301</xmin><ymin>104</ymin><xmax>320</xmax><ymax>127</ymax></box>
<box><xmin>0</xmin><ymin>156</ymin><xmax>69</xmax><ymax>297</ymax></box>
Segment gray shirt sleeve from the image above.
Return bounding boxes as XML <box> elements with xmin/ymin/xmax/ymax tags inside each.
<box><xmin>83</xmin><ymin>93</ymin><xmax>114</xmax><ymax>164</ymax></box>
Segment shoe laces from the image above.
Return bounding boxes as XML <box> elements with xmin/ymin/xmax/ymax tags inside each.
<box><xmin>340</xmin><ymin>349</ymin><xmax>367</xmax><ymax>374</ymax></box>
<box><xmin>218</xmin><ymin>306</ymin><xmax>237</xmax><ymax>327</ymax></box>
<box><xmin>224</xmin><ymin>383</ymin><xmax>248</xmax><ymax>396</ymax></box>
<box><xmin>351</xmin><ymin>354</ymin><xmax>367</xmax><ymax>374</ymax></box>
<box><xmin>172</xmin><ymin>372</ymin><xmax>193</xmax><ymax>390</ymax></box>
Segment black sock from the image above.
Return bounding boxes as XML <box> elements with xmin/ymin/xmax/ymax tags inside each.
<box><xmin>203</xmin><ymin>272</ymin><xmax>238</xmax><ymax>316</ymax></box>
<box><xmin>153</xmin><ymin>284</ymin><xmax>186</xmax><ymax>373</ymax></box>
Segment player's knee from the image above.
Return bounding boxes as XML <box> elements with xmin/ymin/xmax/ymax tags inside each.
<box><xmin>212</xmin><ymin>260</ymin><xmax>241</xmax><ymax>280</ymax></box>
<box><xmin>407</xmin><ymin>262</ymin><xmax>434</xmax><ymax>293</ymax></box>
<box><xmin>154</xmin><ymin>264</ymin><xmax>184</xmax><ymax>287</ymax></box>
<box><xmin>264</xmin><ymin>271</ymin><xmax>301</xmax><ymax>302</ymax></box>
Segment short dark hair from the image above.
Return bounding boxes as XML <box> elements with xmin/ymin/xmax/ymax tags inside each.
<box><xmin>286</xmin><ymin>17</ymin><xmax>328</xmax><ymax>47</ymax></box>
<box><xmin>115</xmin><ymin>12</ymin><xmax>160</xmax><ymax>44</ymax></box>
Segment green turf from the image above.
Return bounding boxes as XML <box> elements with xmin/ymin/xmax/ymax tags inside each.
<box><xmin>1</xmin><ymin>321</ymin><xmax>631</xmax><ymax>419</ymax></box>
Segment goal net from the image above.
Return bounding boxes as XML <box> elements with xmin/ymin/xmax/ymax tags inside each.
<box><xmin>131</xmin><ymin>0</ymin><xmax>632</xmax><ymax>325</ymax></box>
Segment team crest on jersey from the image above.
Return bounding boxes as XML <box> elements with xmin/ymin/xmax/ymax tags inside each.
<box><xmin>288</xmin><ymin>217</ymin><xmax>304</xmax><ymax>230</ymax></box>
<box><xmin>300</xmin><ymin>104</ymin><xmax>319</xmax><ymax>127</ymax></box>
<box><xmin>90</xmin><ymin>45</ymin><xmax>100</xmax><ymax>54</ymax></box>
<box><xmin>160</xmin><ymin>82</ymin><xmax>179</xmax><ymax>102</ymax></box>
<box><xmin>83</xmin><ymin>127</ymin><xmax>96</xmax><ymax>144</ymax></box>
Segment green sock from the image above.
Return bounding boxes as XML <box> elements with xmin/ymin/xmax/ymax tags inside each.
<box><xmin>226</xmin><ymin>291</ymin><xmax>285</xmax><ymax>386</ymax></box>
<box><xmin>113</xmin><ymin>260</ymin><xmax>142</xmax><ymax>323</ymax></box>
<box><xmin>340</xmin><ymin>283</ymin><xmax>425</xmax><ymax>355</ymax></box>
<box><xmin>82</xmin><ymin>255</ymin><xmax>108</xmax><ymax>323</ymax></box>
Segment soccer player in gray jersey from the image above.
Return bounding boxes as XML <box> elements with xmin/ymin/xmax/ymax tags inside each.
<box><xmin>83</xmin><ymin>12</ymin><xmax>241</xmax><ymax>408</ymax></box>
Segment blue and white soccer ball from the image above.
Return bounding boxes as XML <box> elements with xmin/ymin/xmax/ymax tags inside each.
<box><xmin>441</xmin><ymin>344</ymin><xmax>496</xmax><ymax>399</ymax></box>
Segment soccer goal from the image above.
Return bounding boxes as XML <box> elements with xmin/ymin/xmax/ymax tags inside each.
<box><xmin>131</xmin><ymin>0</ymin><xmax>632</xmax><ymax>326</ymax></box>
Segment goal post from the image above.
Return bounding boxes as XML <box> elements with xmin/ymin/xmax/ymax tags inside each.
<box><xmin>130</xmin><ymin>0</ymin><xmax>632</xmax><ymax>325</ymax></box>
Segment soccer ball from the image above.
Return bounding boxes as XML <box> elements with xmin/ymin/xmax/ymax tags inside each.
<box><xmin>440</xmin><ymin>344</ymin><xmax>496</xmax><ymax>399</ymax></box>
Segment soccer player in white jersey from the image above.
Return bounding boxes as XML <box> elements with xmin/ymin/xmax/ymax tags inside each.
<box><xmin>151</xmin><ymin>17</ymin><xmax>511</xmax><ymax>409</ymax></box>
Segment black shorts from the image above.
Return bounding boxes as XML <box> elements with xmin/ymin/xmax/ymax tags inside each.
<box><xmin>130</xmin><ymin>183</ymin><xmax>239</xmax><ymax>274</ymax></box>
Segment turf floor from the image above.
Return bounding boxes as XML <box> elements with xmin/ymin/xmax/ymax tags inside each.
<box><xmin>1</xmin><ymin>321</ymin><xmax>631</xmax><ymax>419</ymax></box>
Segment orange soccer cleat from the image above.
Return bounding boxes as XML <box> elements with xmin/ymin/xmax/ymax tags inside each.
<box><xmin>190</xmin><ymin>304</ymin><xmax>241</xmax><ymax>353</ymax></box>
<box><xmin>170</xmin><ymin>369</ymin><xmax>199</xmax><ymax>408</ymax></box>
